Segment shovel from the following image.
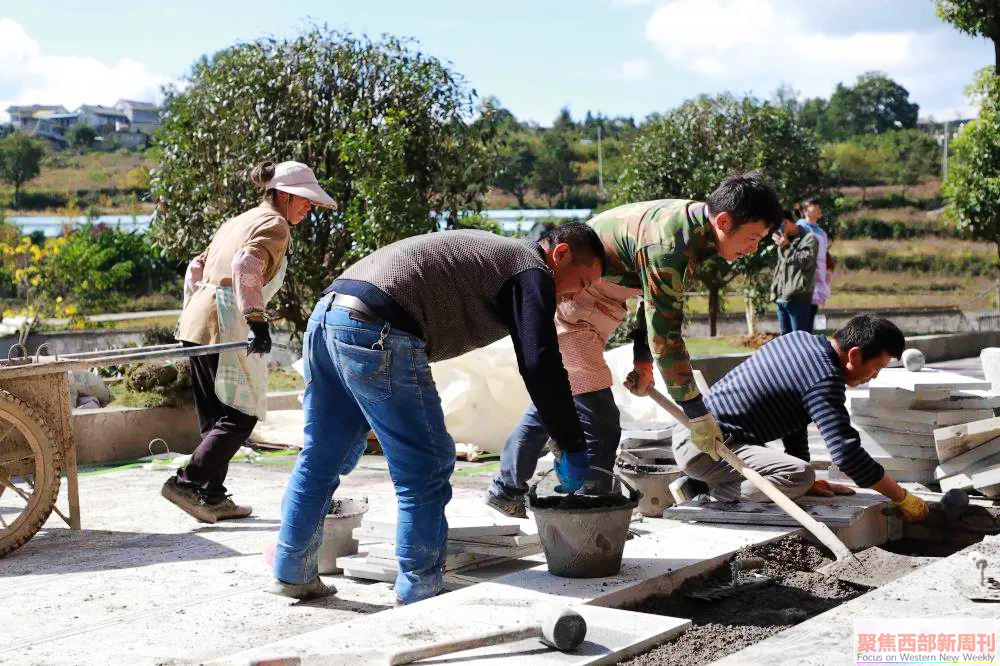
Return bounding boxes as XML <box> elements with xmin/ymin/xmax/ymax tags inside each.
<box><xmin>642</xmin><ymin>387</ymin><xmax>864</xmax><ymax>577</ymax></box>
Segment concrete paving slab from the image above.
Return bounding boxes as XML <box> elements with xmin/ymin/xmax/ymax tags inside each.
<box><xmin>384</xmin><ymin>606</ymin><xmax>691</xmax><ymax>666</ymax></box>
<box><xmin>215</xmin><ymin>519</ymin><xmax>795</xmax><ymax>665</ymax></box>
<box><xmin>850</xmin><ymin>402</ymin><xmax>993</xmax><ymax>426</ymax></box>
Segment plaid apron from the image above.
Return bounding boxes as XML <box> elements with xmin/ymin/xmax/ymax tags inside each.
<box><xmin>211</xmin><ymin>256</ymin><xmax>287</xmax><ymax>420</ymax></box>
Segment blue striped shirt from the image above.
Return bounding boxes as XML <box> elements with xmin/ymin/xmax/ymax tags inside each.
<box><xmin>705</xmin><ymin>331</ymin><xmax>885</xmax><ymax>487</ymax></box>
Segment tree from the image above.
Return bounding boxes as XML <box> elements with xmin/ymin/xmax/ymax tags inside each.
<box><xmin>532</xmin><ymin>130</ymin><xmax>576</xmax><ymax>207</ymax></box>
<box><xmin>615</xmin><ymin>94</ymin><xmax>823</xmax><ymax>335</ymax></box>
<box><xmin>821</xmin><ymin>141</ymin><xmax>891</xmax><ymax>201</ymax></box>
<box><xmin>494</xmin><ymin>134</ymin><xmax>537</xmax><ymax>208</ymax></box>
<box><xmin>0</xmin><ymin>133</ymin><xmax>44</xmax><ymax>208</ymax></box>
<box><xmin>66</xmin><ymin>124</ymin><xmax>97</xmax><ymax>151</ymax></box>
<box><xmin>822</xmin><ymin>72</ymin><xmax>919</xmax><ymax>140</ymax></box>
<box><xmin>943</xmin><ymin>68</ymin><xmax>1000</xmax><ymax>269</ymax></box>
<box><xmin>151</xmin><ymin>26</ymin><xmax>499</xmax><ymax>331</ymax></box>
<box><xmin>936</xmin><ymin>0</ymin><xmax>1000</xmax><ymax>76</ymax></box>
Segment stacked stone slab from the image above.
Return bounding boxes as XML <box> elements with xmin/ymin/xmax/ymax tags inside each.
<box><xmin>846</xmin><ymin>368</ymin><xmax>998</xmax><ymax>484</ymax></box>
<box><xmin>338</xmin><ymin>503</ymin><xmax>542</xmax><ymax>588</ymax></box>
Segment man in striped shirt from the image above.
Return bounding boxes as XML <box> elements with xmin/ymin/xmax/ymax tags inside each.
<box><xmin>673</xmin><ymin>314</ymin><xmax>929</xmax><ymax>522</ymax></box>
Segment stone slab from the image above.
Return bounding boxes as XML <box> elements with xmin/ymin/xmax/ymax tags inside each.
<box><xmin>935</xmin><ymin>436</ymin><xmax>1000</xmax><ymax>478</ymax></box>
<box><xmin>386</xmin><ymin>606</ymin><xmax>691</xmax><ymax>666</ymax></box>
<box><xmin>970</xmin><ymin>463</ymin><xmax>1000</xmax><ymax>491</ymax></box>
<box><xmin>934</xmin><ymin>416</ymin><xmax>1000</xmax><ymax>462</ymax></box>
<box><xmin>850</xmin><ymin>402</ymin><xmax>992</xmax><ymax>426</ymax></box>
<box><xmin>858</xmin><ymin>437</ymin><xmax>938</xmax><ymax>460</ymax></box>
<box><xmin>855</xmin><ymin>424</ymin><xmax>937</xmax><ymax>448</ymax></box>
<box><xmin>661</xmin><ymin>491</ymin><xmax>888</xmax><ymax>528</ymax></box>
<box><xmin>357</xmin><ymin>503</ymin><xmax>529</xmax><ymax>539</ymax></box>
<box><xmin>215</xmin><ymin>519</ymin><xmax>795</xmax><ymax>665</ymax></box>
<box><xmin>870</xmin><ymin>367</ymin><xmax>991</xmax><ymax>392</ymax></box>
<box><xmin>711</xmin><ymin>538</ymin><xmax>1000</xmax><ymax>666</ymax></box>
<box><xmin>939</xmin><ymin>472</ymin><xmax>974</xmax><ymax>492</ymax></box>
<box><xmin>853</xmin><ymin>415</ymin><xmax>935</xmax><ymax>435</ymax></box>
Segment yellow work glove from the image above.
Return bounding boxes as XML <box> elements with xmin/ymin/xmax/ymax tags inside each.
<box><xmin>892</xmin><ymin>491</ymin><xmax>929</xmax><ymax>522</ymax></box>
<box><xmin>688</xmin><ymin>413</ymin><xmax>723</xmax><ymax>462</ymax></box>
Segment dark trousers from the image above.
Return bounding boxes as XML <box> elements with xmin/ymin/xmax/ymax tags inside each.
<box><xmin>177</xmin><ymin>342</ymin><xmax>258</xmax><ymax>501</ymax></box>
<box><xmin>810</xmin><ymin>304</ymin><xmax>819</xmax><ymax>331</ymax></box>
<box><xmin>490</xmin><ymin>387</ymin><xmax>621</xmax><ymax>498</ymax></box>
<box><xmin>776</xmin><ymin>298</ymin><xmax>814</xmax><ymax>335</ymax></box>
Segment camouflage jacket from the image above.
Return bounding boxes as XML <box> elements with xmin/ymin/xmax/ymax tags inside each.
<box><xmin>590</xmin><ymin>199</ymin><xmax>718</xmax><ymax>402</ymax></box>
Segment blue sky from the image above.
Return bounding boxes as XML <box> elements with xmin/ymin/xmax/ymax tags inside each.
<box><xmin>1</xmin><ymin>1</ymin><xmax>994</xmax><ymax>124</ymax></box>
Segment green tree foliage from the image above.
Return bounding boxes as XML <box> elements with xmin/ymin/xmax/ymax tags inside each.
<box><xmin>495</xmin><ymin>134</ymin><xmax>537</xmax><ymax>208</ymax></box>
<box><xmin>66</xmin><ymin>124</ymin><xmax>97</xmax><ymax>151</ymax></box>
<box><xmin>936</xmin><ymin>0</ymin><xmax>1000</xmax><ymax>75</ymax></box>
<box><xmin>822</xmin><ymin>130</ymin><xmax>939</xmax><ymax>198</ymax></box>
<box><xmin>532</xmin><ymin>129</ymin><xmax>576</xmax><ymax>207</ymax></box>
<box><xmin>943</xmin><ymin>68</ymin><xmax>1000</xmax><ymax>267</ymax></box>
<box><xmin>151</xmin><ymin>26</ymin><xmax>499</xmax><ymax>330</ymax></box>
<box><xmin>615</xmin><ymin>94</ymin><xmax>822</xmax><ymax>335</ymax></box>
<box><xmin>41</xmin><ymin>226</ymin><xmax>182</xmax><ymax>312</ymax></box>
<box><xmin>822</xmin><ymin>72</ymin><xmax>920</xmax><ymax>140</ymax></box>
<box><xmin>0</xmin><ymin>133</ymin><xmax>44</xmax><ymax>208</ymax></box>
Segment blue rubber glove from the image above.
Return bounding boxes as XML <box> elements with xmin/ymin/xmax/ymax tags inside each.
<box><xmin>553</xmin><ymin>450</ymin><xmax>589</xmax><ymax>494</ymax></box>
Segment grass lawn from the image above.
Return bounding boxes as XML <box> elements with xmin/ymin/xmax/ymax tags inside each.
<box><xmin>684</xmin><ymin>336</ymin><xmax>758</xmax><ymax>356</ymax></box>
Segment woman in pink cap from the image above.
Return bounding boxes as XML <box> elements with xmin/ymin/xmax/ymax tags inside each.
<box><xmin>163</xmin><ymin>160</ymin><xmax>334</xmax><ymax>523</ymax></box>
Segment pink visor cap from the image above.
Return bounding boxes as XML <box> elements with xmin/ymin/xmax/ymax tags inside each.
<box><xmin>266</xmin><ymin>161</ymin><xmax>335</xmax><ymax>208</ymax></box>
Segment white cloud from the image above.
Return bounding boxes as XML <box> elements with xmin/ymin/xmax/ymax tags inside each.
<box><xmin>0</xmin><ymin>19</ymin><xmax>174</xmax><ymax>121</ymax></box>
<box><xmin>620</xmin><ymin>58</ymin><xmax>651</xmax><ymax>80</ymax></box>
<box><xmin>645</xmin><ymin>0</ymin><xmax>924</xmax><ymax>96</ymax></box>
<box><xmin>641</xmin><ymin>0</ymin><xmax>980</xmax><ymax>117</ymax></box>
<box><xmin>614</xmin><ymin>0</ymin><xmax>653</xmax><ymax>6</ymax></box>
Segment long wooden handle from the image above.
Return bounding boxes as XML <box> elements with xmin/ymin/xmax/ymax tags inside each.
<box><xmin>646</xmin><ymin>388</ymin><xmax>853</xmax><ymax>561</ymax></box>
<box><xmin>388</xmin><ymin>626</ymin><xmax>541</xmax><ymax>665</ymax></box>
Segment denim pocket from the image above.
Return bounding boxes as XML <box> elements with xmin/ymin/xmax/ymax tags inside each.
<box><xmin>301</xmin><ymin>331</ymin><xmax>313</xmax><ymax>386</ymax></box>
<box><xmin>333</xmin><ymin>340</ymin><xmax>392</xmax><ymax>402</ymax></box>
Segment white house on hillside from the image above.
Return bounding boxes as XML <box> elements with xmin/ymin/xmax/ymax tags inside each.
<box><xmin>114</xmin><ymin>99</ymin><xmax>160</xmax><ymax>135</ymax></box>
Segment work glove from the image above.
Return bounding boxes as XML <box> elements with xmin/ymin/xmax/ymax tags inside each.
<box><xmin>688</xmin><ymin>413</ymin><xmax>724</xmax><ymax>462</ymax></box>
<box><xmin>892</xmin><ymin>491</ymin><xmax>929</xmax><ymax>523</ymax></box>
<box><xmin>246</xmin><ymin>320</ymin><xmax>272</xmax><ymax>355</ymax></box>
<box><xmin>553</xmin><ymin>450</ymin><xmax>589</xmax><ymax>494</ymax></box>
<box><xmin>806</xmin><ymin>480</ymin><xmax>856</xmax><ymax>497</ymax></box>
<box><xmin>623</xmin><ymin>361</ymin><xmax>654</xmax><ymax>397</ymax></box>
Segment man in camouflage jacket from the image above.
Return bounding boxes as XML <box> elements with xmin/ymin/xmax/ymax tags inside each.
<box><xmin>487</xmin><ymin>173</ymin><xmax>782</xmax><ymax>516</ymax></box>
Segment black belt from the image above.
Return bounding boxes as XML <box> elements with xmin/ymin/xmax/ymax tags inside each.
<box><xmin>331</xmin><ymin>293</ymin><xmax>383</xmax><ymax>324</ymax></box>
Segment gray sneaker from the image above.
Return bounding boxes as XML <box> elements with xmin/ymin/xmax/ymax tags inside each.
<box><xmin>267</xmin><ymin>577</ymin><xmax>335</xmax><ymax>600</ymax></box>
<box><xmin>161</xmin><ymin>476</ymin><xmax>218</xmax><ymax>523</ymax></box>
<box><xmin>484</xmin><ymin>491</ymin><xmax>527</xmax><ymax>519</ymax></box>
<box><xmin>203</xmin><ymin>496</ymin><xmax>252</xmax><ymax>522</ymax></box>
<box><xmin>668</xmin><ymin>475</ymin><xmax>709</xmax><ymax>504</ymax></box>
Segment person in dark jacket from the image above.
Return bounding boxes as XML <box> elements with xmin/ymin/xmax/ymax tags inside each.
<box><xmin>771</xmin><ymin>210</ymin><xmax>819</xmax><ymax>334</ymax></box>
<box><xmin>271</xmin><ymin>223</ymin><xmax>605</xmax><ymax>604</ymax></box>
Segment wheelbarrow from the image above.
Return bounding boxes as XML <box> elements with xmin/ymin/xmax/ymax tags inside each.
<box><xmin>0</xmin><ymin>341</ymin><xmax>258</xmax><ymax>557</ymax></box>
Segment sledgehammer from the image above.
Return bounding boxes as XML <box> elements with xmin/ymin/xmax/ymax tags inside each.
<box><xmin>643</xmin><ymin>387</ymin><xmax>857</xmax><ymax>565</ymax></box>
<box><xmin>387</xmin><ymin>605</ymin><xmax>587</xmax><ymax>665</ymax></box>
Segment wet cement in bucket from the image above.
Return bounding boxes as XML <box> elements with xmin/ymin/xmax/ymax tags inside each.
<box><xmin>529</xmin><ymin>493</ymin><xmax>633</xmax><ymax>511</ymax></box>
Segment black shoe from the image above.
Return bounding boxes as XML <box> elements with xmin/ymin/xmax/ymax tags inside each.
<box><xmin>484</xmin><ymin>491</ymin><xmax>527</xmax><ymax>519</ymax></box>
<box><xmin>161</xmin><ymin>476</ymin><xmax>218</xmax><ymax>523</ymax></box>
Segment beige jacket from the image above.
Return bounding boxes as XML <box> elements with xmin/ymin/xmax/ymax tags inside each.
<box><xmin>176</xmin><ymin>202</ymin><xmax>290</xmax><ymax>345</ymax></box>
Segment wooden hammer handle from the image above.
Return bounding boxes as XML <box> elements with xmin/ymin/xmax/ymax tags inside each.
<box><xmin>645</xmin><ymin>387</ymin><xmax>853</xmax><ymax>561</ymax></box>
<box><xmin>388</xmin><ymin>626</ymin><xmax>541</xmax><ymax>665</ymax></box>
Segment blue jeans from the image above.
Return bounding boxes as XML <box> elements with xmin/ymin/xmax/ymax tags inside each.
<box><xmin>490</xmin><ymin>387</ymin><xmax>621</xmax><ymax>499</ymax></box>
<box><xmin>776</xmin><ymin>298</ymin><xmax>814</xmax><ymax>335</ymax></box>
<box><xmin>274</xmin><ymin>296</ymin><xmax>455</xmax><ymax>604</ymax></box>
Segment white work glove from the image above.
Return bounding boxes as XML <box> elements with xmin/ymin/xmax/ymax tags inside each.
<box><xmin>688</xmin><ymin>413</ymin><xmax>723</xmax><ymax>461</ymax></box>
